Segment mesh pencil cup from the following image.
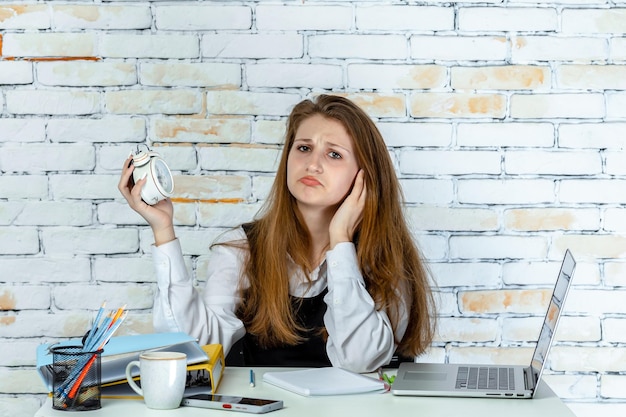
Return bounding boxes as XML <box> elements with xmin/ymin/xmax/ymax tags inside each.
<box><xmin>51</xmin><ymin>346</ymin><xmax>103</xmax><ymax>411</ymax></box>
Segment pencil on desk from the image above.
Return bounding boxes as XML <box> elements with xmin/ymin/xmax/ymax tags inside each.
<box><xmin>250</xmin><ymin>370</ymin><xmax>255</xmax><ymax>388</ymax></box>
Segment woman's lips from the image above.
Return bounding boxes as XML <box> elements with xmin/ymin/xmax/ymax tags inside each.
<box><xmin>300</xmin><ymin>176</ymin><xmax>321</xmax><ymax>186</ymax></box>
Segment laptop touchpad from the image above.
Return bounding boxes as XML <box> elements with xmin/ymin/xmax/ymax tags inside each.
<box><xmin>406</xmin><ymin>372</ymin><xmax>447</xmax><ymax>381</ymax></box>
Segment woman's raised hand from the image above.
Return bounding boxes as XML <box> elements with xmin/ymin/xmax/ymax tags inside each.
<box><xmin>118</xmin><ymin>156</ymin><xmax>176</xmax><ymax>246</ymax></box>
<box><xmin>329</xmin><ymin>170</ymin><xmax>366</xmax><ymax>249</ymax></box>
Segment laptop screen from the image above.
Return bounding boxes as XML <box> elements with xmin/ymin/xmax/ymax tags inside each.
<box><xmin>529</xmin><ymin>250</ymin><xmax>576</xmax><ymax>386</ymax></box>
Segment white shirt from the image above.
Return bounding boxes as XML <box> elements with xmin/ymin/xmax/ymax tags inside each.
<box><xmin>152</xmin><ymin>227</ymin><xmax>409</xmax><ymax>373</ymax></box>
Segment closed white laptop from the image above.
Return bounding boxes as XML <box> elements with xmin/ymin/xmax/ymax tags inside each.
<box><xmin>391</xmin><ymin>249</ymin><xmax>576</xmax><ymax>399</ymax></box>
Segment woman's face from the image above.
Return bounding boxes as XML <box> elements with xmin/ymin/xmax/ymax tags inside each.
<box><xmin>286</xmin><ymin>114</ymin><xmax>360</xmax><ymax>213</ymax></box>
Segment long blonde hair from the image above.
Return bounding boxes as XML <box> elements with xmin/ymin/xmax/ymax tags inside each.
<box><xmin>229</xmin><ymin>94</ymin><xmax>435</xmax><ymax>357</ymax></box>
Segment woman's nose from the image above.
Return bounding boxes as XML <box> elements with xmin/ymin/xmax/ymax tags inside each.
<box><xmin>306</xmin><ymin>152</ymin><xmax>323</xmax><ymax>173</ymax></box>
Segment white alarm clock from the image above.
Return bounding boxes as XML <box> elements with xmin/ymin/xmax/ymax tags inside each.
<box><xmin>131</xmin><ymin>146</ymin><xmax>174</xmax><ymax>205</ymax></box>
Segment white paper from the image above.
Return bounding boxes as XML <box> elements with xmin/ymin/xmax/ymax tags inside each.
<box><xmin>262</xmin><ymin>367</ymin><xmax>385</xmax><ymax>396</ymax></box>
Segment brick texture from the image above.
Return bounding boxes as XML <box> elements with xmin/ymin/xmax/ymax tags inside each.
<box><xmin>0</xmin><ymin>2</ymin><xmax>624</xmax><ymax>416</ymax></box>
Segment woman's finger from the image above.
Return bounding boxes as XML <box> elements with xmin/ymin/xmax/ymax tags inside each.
<box><xmin>117</xmin><ymin>156</ymin><xmax>134</xmax><ymax>195</ymax></box>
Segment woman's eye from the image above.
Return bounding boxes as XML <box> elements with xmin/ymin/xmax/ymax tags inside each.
<box><xmin>328</xmin><ymin>151</ymin><xmax>342</xmax><ymax>159</ymax></box>
<box><xmin>297</xmin><ymin>145</ymin><xmax>311</xmax><ymax>152</ymax></box>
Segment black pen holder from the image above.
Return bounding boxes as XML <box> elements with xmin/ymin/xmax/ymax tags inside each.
<box><xmin>51</xmin><ymin>346</ymin><xmax>102</xmax><ymax>411</ymax></box>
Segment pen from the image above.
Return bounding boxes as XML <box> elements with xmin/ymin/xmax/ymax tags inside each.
<box><xmin>249</xmin><ymin>369</ymin><xmax>255</xmax><ymax>388</ymax></box>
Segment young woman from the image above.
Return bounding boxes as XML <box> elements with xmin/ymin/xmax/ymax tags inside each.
<box><xmin>118</xmin><ymin>94</ymin><xmax>435</xmax><ymax>373</ymax></box>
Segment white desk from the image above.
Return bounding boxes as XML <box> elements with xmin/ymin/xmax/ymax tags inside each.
<box><xmin>35</xmin><ymin>367</ymin><xmax>575</xmax><ymax>417</ymax></box>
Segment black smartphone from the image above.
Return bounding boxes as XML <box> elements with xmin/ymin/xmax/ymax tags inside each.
<box><xmin>181</xmin><ymin>394</ymin><xmax>283</xmax><ymax>414</ymax></box>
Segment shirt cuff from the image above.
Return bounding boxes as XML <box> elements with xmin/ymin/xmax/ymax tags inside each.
<box><xmin>326</xmin><ymin>242</ymin><xmax>365</xmax><ymax>285</ymax></box>
<box><xmin>151</xmin><ymin>238</ymin><xmax>190</xmax><ymax>286</ymax></box>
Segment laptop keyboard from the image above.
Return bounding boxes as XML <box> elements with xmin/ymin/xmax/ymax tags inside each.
<box><xmin>455</xmin><ymin>366</ymin><xmax>515</xmax><ymax>391</ymax></box>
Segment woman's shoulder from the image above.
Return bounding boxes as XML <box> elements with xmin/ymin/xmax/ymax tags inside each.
<box><xmin>212</xmin><ymin>225</ymin><xmax>248</xmax><ymax>246</ymax></box>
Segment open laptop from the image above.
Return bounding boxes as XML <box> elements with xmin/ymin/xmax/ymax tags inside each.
<box><xmin>391</xmin><ymin>249</ymin><xmax>576</xmax><ymax>399</ymax></box>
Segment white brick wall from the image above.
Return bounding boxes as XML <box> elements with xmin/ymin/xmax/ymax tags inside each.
<box><xmin>1</xmin><ymin>2</ymin><xmax>625</xmax><ymax>416</ymax></box>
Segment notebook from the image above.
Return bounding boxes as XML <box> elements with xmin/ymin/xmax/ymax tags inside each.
<box><xmin>263</xmin><ymin>367</ymin><xmax>385</xmax><ymax>396</ymax></box>
<box><xmin>391</xmin><ymin>249</ymin><xmax>576</xmax><ymax>399</ymax></box>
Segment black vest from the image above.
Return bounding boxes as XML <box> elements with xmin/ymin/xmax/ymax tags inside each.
<box><xmin>226</xmin><ymin>289</ymin><xmax>331</xmax><ymax>367</ymax></box>
<box><xmin>225</xmin><ymin>224</ymin><xmax>332</xmax><ymax>367</ymax></box>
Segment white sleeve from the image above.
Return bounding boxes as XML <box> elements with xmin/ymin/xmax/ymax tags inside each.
<box><xmin>323</xmin><ymin>242</ymin><xmax>410</xmax><ymax>373</ymax></box>
<box><xmin>151</xmin><ymin>233</ymin><xmax>247</xmax><ymax>356</ymax></box>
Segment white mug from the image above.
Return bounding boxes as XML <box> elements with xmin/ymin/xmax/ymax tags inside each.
<box><xmin>125</xmin><ymin>351</ymin><xmax>187</xmax><ymax>410</ymax></box>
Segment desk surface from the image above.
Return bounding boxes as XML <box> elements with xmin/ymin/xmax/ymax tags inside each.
<box><xmin>35</xmin><ymin>367</ymin><xmax>575</xmax><ymax>417</ymax></box>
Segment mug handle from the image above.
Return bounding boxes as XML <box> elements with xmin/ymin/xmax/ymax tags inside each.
<box><xmin>125</xmin><ymin>360</ymin><xmax>143</xmax><ymax>396</ymax></box>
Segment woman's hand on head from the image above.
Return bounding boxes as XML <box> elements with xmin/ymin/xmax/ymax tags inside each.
<box><xmin>118</xmin><ymin>156</ymin><xmax>176</xmax><ymax>245</ymax></box>
<box><xmin>329</xmin><ymin>170</ymin><xmax>366</xmax><ymax>249</ymax></box>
